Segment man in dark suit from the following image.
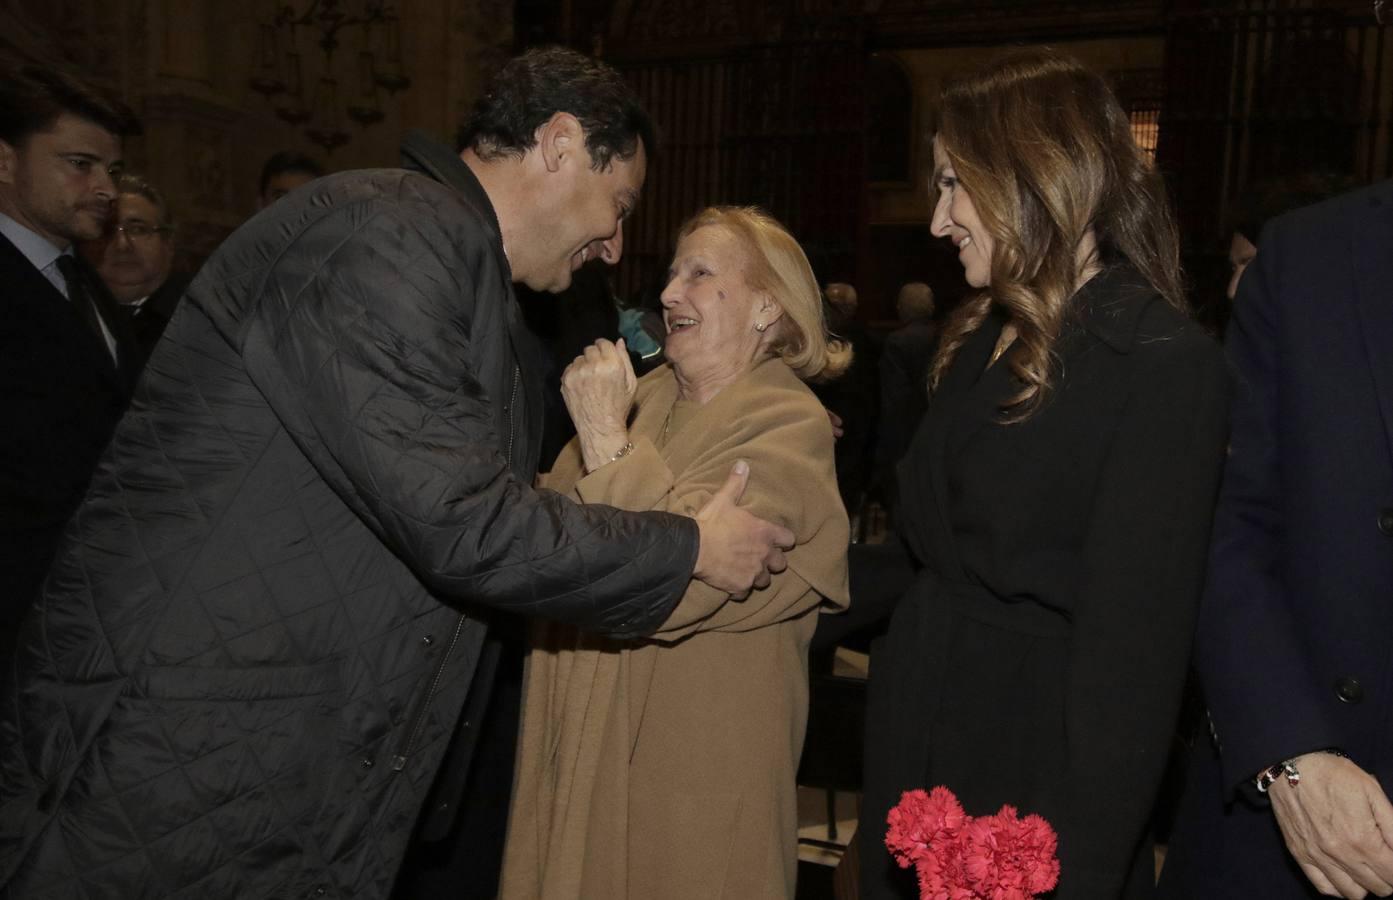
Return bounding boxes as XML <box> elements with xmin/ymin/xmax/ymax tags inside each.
<box><xmin>83</xmin><ymin>172</ymin><xmax>186</xmax><ymax>368</ymax></box>
<box><xmin>0</xmin><ymin>55</ymin><xmax>139</xmax><ymax>653</ymax></box>
<box><xmin>875</xmin><ymin>281</ymin><xmax>937</xmax><ymax>521</ymax></box>
<box><xmin>814</xmin><ymin>282</ymin><xmax>879</xmax><ymax>514</ymax></box>
<box><xmin>1159</xmin><ymin>180</ymin><xmax>1393</xmax><ymax>899</ymax></box>
<box><xmin>256</xmin><ymin>149</ymin><xmax>324</xmax><ymax>209</ymax></box>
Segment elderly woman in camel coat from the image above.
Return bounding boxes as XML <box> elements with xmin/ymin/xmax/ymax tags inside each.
<box><xmin>500</xmin><ymin>206</ymin><xmax>851</xmax><ymax>900</ymax></box>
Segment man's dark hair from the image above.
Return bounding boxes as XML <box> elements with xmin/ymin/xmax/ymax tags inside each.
<box><xmin>258</xmin><ymin>151</ymin><xmax>325</xmax><ymax>195</ymax></box>
<box><xmin>115</xmin><ymin>172</ymin><xmax>174</xmax><ymax>230</ymax></box>
<box><xmin>457</xmin><ymin>46</ymin><xmax>657</xmax><ymax>170</ymax></box>
<box><xmin>0</xmin><ymin>53</ymin><xmax>140</xmax><ymax>145</ymax></box>
<box><xmin>1231</xmin><ymin>170</ymin><xmax>1360</xmax><ymax>244</ymax></box>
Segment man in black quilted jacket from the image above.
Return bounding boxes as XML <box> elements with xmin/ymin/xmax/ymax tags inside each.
<box><xmin>0</xmin><ymin>48</ymin><xmax>793</xmax><ymax>899</ymax></box>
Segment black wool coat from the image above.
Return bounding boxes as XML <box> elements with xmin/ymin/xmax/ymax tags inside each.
<box><xmin>0</xmin><ymin>135</ymin><xmax>696</xmax><ymax>899</ymax></box>
<box><xmin>860</xmin><ymin>265</ymin><xmax>1230</xmax><ymax>900</ymax></box>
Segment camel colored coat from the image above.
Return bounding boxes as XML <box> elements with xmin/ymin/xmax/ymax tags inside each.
<box><xmin>500</xmin><ymin>357</ymin><xmax>850</xmax><ymax>900</ymax></box>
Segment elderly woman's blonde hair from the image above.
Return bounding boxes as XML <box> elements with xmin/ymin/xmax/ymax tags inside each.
<box><xmin>676</xmin><ymin>206</ymin><xmax>851</xmax><ymax>382</ymax></box>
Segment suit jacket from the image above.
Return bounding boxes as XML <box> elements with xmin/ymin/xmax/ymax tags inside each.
<box><xmin>813</xmin><ymin>318</ymin><xmax>879</xmax><ymax>508</ymax></box>
<box><xmin>875</xmin><ymin>317</ymin><xmax>937</xmax><ymax>514</ymax></box>
<box><xmin>861</xmin><ymin>265</ymin><xmax>1230</xmax><ymax>900</ymax></box>
<box><xmin>0</xmin><ymin>232</ymin><xmax>135</xmax><ymax>652</ymax></box>
<box><xmin>121</xmin><ymin>274</ymin><xmax>189</xmax><ymax>370</ymax></box>
<box><xmin>1159</xmin><ymin>181</ymin><xmax>1393</xmax><ymax>898</ymax></box>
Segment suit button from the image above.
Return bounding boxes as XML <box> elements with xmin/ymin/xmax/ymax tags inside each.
<box><xmin>1379</xmin><ymin>508</ymin><xmax>1393</xmax><ymax>536</ymax></box>
<box><xmin>1335</xmin><ymin>676</ymin><xmax>1364</xmax><ymax>704</ymax></box>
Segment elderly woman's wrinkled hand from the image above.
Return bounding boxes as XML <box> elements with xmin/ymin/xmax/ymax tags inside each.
<box><xmin>563</xmin><ymin>338</ymin><xmax>638</xmax><ymax>472</ymax></box>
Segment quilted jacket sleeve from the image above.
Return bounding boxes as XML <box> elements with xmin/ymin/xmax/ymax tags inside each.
<box><xmin>235</xmin><ymin>192</ymin><xmax>695</xmax><ymax>639</ymax></box>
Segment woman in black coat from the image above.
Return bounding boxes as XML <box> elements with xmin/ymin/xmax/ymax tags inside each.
<box><xmin>860</xmin><ymin>51</ymin><xmax>1230</xmax><ymax>899</ymax></box>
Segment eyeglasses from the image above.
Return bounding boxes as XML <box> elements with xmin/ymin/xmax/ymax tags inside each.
<box><xmin>107</xmin><ymin>222</ymin><xmax>172</xmax><ymax>241</ymax></box>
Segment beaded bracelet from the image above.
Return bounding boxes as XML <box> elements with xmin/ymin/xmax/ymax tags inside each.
<box><xmin>1254</xmin><ymin>748</ymin><xmax>1349</xmax><ymax>793</ymax></box>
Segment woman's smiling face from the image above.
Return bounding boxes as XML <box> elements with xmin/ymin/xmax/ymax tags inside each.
<box><xmin>930</xmin><ymin>137</ymin><xmax>994</xmax><ymax>288</ymax></box>
<box><xmin>660</xmin><ymin>225</ymin><xmax>769</xmax><ymax>392</ymax></box>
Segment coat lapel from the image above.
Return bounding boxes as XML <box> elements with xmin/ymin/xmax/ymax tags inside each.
<box><xmin>907</xmin><ymin>266</ymin><xmax>1158</xmax><ymax>579</ymax></box>
<box><xmin>899</xmin><ymin>309</ymin><xmax>1003</xmax><ymax>580</ymax></box>
<box><xmin>942</xmin><ymin>266</ymin><xmax>1157</xmax><ymax>464</ymax></box>
<box><xmin>1349</xmin><ymin>184</ymin><xmax>1393</xmax><ymax>462</ymax></box>
<box><xmin>76</xmin><ymin>254</ymin><xmax>139</xmax><ymax>392</ymax></box>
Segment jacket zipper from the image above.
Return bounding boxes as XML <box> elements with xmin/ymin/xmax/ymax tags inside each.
<box><xmin>504</xmin><ymin>366</ymin><xmax>518</xmax><ymax>463</ymax></box>
<box><xmin>391</xmin><ymin>613</ymin><xmax>466</xmax><ymax>771</ymax></box>
<box><xmin>391</xmin><ymin>363</ymin><xmax>521</xmax><ymax>773</ymax></box>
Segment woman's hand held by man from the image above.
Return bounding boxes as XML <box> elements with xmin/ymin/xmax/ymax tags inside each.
<box><xmin>563</xmin><ymin>338</ymin><xmax>638</xmax><ymax>472</ymax></box>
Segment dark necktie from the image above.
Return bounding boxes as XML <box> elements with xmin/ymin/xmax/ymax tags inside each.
<box><xmin>54</xmin><ymin>254</ymin><xmax>111</xmax><ymax>357</ymax></box>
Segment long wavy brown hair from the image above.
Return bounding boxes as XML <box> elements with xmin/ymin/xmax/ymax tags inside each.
<box><xmin>929</xmin><ymin>50</ymin><xmax>1185</xmax><ymax>421</ymax></box>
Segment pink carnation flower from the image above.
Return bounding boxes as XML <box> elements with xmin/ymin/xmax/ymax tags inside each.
<box><xmin>960</xmin><ymin>806</ymin><xmax>1061</xmax><ymax>900</ymax></box>
<box><xmin>886</xmin><ymin>787</ymin><xmax>1059</xmax><ymax>900</ymax></box>
<box><xmin>885</xmin><ymin>787</ymin><xmax>968</xmax><ymax>868</ymax></box>
<box><xmin>916</xmin><ymin>841</ymin><xmax>975</xmax><ymax>900</ymax></box>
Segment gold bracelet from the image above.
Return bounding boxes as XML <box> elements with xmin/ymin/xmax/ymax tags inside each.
<box><xmin>607</xmin><ymin>441</ymin><xmax>635</xmax><ymax>464</ymax></box>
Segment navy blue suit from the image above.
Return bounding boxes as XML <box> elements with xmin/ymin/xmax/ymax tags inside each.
<box><xmin>1160</xmin><ymin>181</ymin><xmax>1393</xmax><ymax>897</ymax></box>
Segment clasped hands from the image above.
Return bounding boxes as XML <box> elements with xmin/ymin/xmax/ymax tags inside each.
<box><xmin>560</xmin><ymin>338</ymin><xmax>793</xmax><ymax>600</ymax></box>
<box><xmin>1269</xmin><ymin>752</ymin><xmax>1393</xmax><ymax>898</ymax></box>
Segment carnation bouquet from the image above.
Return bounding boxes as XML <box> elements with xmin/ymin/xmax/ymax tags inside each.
<box><xmin>884</xmin><ymin>787</ymin><xmax>1060</xmax><ymax>900</ymax></box>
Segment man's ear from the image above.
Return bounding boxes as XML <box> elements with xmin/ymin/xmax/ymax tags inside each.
<box><xmin>0</xmin><ymin>140</ymin><xmax>17</xmax><ymax>188</ymax></box>
<box><xmin>536</xmin><ymin>112</ymin><xmax>584</xmax><ymax>174</ymax></box>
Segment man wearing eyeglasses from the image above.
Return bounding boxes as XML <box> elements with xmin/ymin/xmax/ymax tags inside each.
<box><xmin>0</xmin><ymin>54</ymin><xmax>139</xmax><ymax>656</ymax></box>
<box><xmin>83</xmin><ymin>172</ymin><xmax>184</xmax><ymax>367</ymax></box>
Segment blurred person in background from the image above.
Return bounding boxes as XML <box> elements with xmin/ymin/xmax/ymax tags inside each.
<box><xmin>256</xmin><ymin>149</ymin><xmax>324</xmax><ymax>209</ymax></box>
<box><xmin>874</xmin><ymin>280</ymin><xmax>937</xmax><ymax>524</ymax></box>
<box><xmin>83</xmin><ymin>172</ymin><xmax>185</xmax><ymax>367</ymax></box>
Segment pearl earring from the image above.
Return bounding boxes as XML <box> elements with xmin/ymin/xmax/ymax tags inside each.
<box><xmin>755</xmin><ymin>322</ymin><xmax>767</xmax><ymax>332</ymax></box>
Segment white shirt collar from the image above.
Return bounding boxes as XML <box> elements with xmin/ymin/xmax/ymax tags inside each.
<box><xmin>0</xmin><ymin>210</ymin><xmax>67</xmax><ymax>274</ymax></box>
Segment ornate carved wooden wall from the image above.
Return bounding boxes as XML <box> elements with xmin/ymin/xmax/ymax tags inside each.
<box><xmin>2</xmin><ymin>0</ymin><xmax>513</xmax><ymax>269</ymax></box>
<box><xmin>1160</xmin><ymin>4</ymin><xmax>1392</xmax><ymax>246</ymax></box>
<box><xmin>615</xmin><ymin>45</ymin><xmax>865</xmax><ymax>303</ymax></box>
<box><xmin>604</xmin><ymin>0</ymin><xmax>867</xmax><ymax>306</ymax></box>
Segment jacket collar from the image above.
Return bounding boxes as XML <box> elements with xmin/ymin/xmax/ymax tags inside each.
<box><xmin>1067</xmin><ymin>262</ymin><xmax>1163</xmax><ymax>354</ymax></box>
<box><xmin>399</xmin><ymin>129</ymin><xmax>509</xmax><ymax>277</ymax></box>
<box><xmin>401</xmin><ymin>129</ymin><xmax>547</xmax><ymax>475</ymax></box>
